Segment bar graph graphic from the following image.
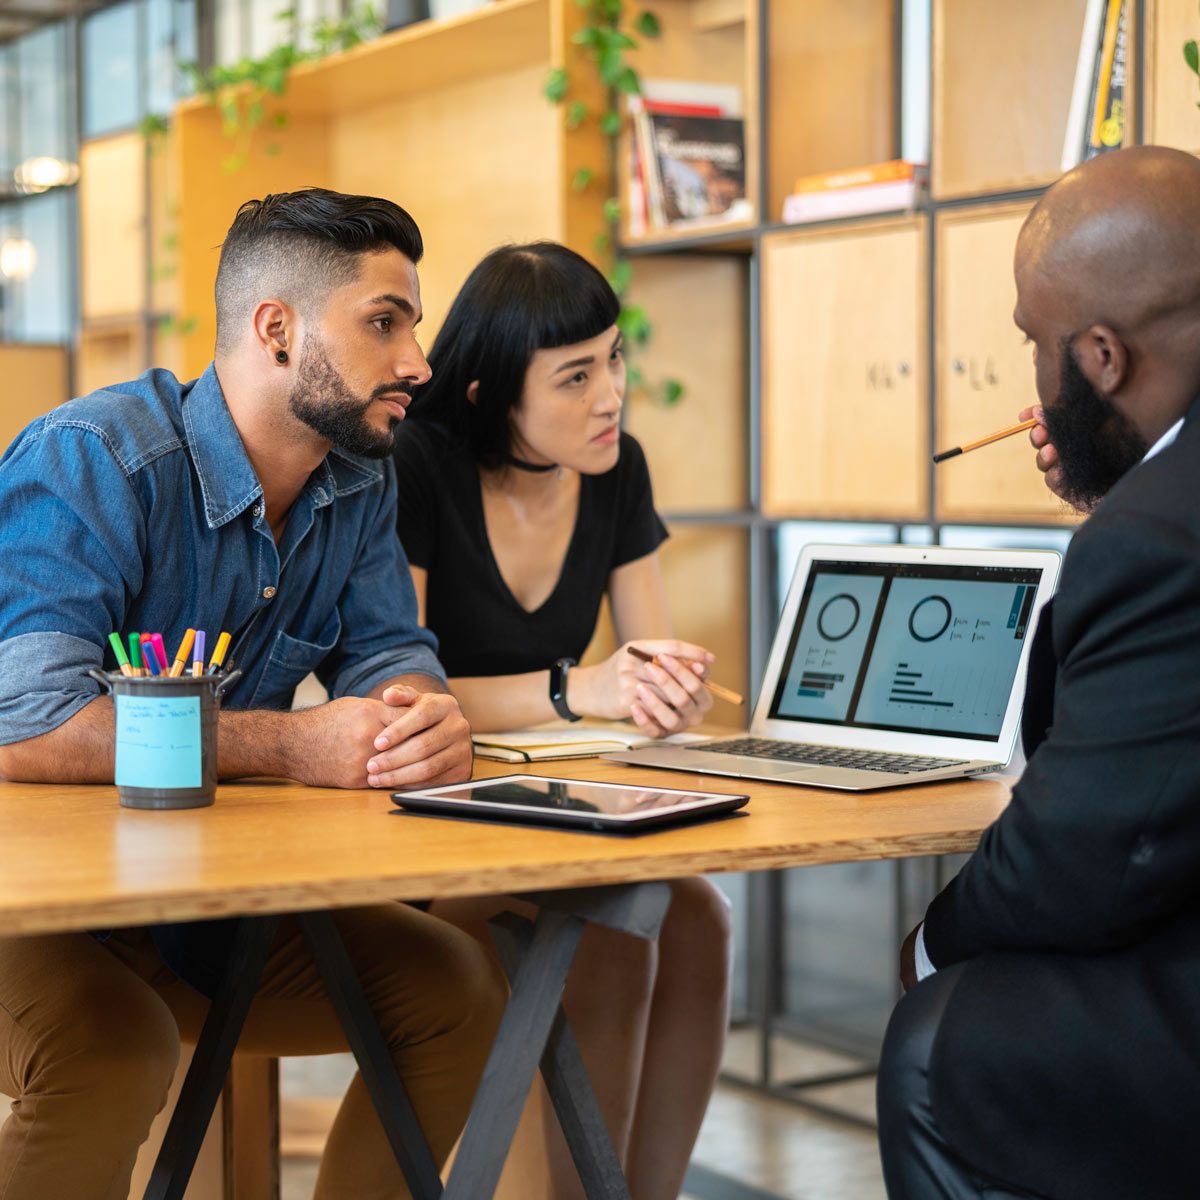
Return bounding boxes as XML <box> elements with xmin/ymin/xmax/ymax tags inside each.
<box><xmin>888</xmin><ymin>662</ymin><xmax>954</xmax><ymax>708</ymax></box>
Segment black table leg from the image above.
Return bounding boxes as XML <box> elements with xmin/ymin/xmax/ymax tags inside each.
<box><xmin>489</xmin><ymin>911</ymin><xmax>630</xmax><ymax>1199</ymax></box>
<box><xmin>443</xmin><ymin>881</ymin><xmax>672</xmax><ymax>1200</ymax></box>
<box><xmin>143</xmin><ymin>915</ymin><xmax>280</xmax><ymax>1200</ymax></box>
<box><xmin>143</xmin><ymin>881</ymin><xmax>671</xmax><ymax>1200</ymax></box>
<box><xmin>298</xmin><ymin>909</ymin><xmax>444</xmax><ymax>1200</ymax></box>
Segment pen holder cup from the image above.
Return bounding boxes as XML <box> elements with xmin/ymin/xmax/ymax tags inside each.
<box><xmin>89</xmin><ymin>669</ymin><xmax>242</xmax><ymax>810</ymax></box>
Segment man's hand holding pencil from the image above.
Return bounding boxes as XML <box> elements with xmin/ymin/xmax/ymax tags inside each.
<box><xmin>933</xmin><ymin>405</ymin><xmax>1088</xmax><ymax>514</ymax></box>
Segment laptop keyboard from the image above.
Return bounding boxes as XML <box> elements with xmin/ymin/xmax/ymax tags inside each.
<box><xmin>701</xmin><ymin>737</ymin><xmax>970</xmax><ymax>775</ymax></box>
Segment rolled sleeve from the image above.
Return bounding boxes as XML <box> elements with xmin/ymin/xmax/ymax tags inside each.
<box><xmin>318</xmin><ymin>464</ymin><xmax>447</xmax><ymax>699</ymax></box>
<box><xmin>0</xmin><ymin>425</ymin><xmax>145</xmax><ymax>743</ymax></box>
<box><xmin>0</xmin><ymin>632</ymin><xmax>105</xmax><ymax>745</ymax></box>
<box><xmin>329</xmin><ymin>642</ymin><xmax>446</xmax><ymax>699</ymax></box>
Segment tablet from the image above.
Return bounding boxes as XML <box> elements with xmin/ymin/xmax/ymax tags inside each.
<box><xmin>390</xmin><ymin>774</ymin><xmax>749</xmax><ymax>832</ymax></box>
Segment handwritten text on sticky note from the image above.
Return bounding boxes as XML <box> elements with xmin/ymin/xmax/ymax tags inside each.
<box><xmin>115</xmin><ymin>696</ymin><xmax>203</xmax><ymax>789</ymax></box>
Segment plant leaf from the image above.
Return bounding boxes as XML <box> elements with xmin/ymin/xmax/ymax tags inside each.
<box><xmin>614</xmin><ymin>66</ymin><xmax>642</xmax><ymax>94</ymax></box>
<box><xmin>603</xmin><ymin>196</ymin><xmax>622</xmax><ymax>224</ymax></box>
<box><xmin>618</xmin><ymin>302</ymin><xmax>650</xmax><ymax>342</ymax></box>
<box><xmin>543</xmin><ymin>66</ymin><xmax>570</xmax><ymax>103</ymax></box>
<box><xmin>609</xmin><ymin>259</ymin><xmax>634</xmax><ymax>295</ymax></box>
<box><xmin>599</xmin><ymin>108</ymin><xmax>621</xmax><ymax>136</ymax></box>
<box><xmin>593</xmin><ymin>230</ymin><xmax>612</xmax><ymax>252</ymax></box>
<box><xmin>661</xmin><ymin>378</ymin><xmax>684</xmax><ymax>406</ymax></box>
<box><xmin>566</xmin><ymin>100</ymin><xmax>589</xmax><ymax>129</ymax></box>
<box><xmin>1186</xmin><ymin>40</ymin><xmax>1200</xmax><ymax>76</ymax></box>
<box><xmin>635</xmin><ymin>10</ymin><xmax>661</xmax><ymax>38</ymax></box>
<box><xmin>597</xmin><ymin>46</ymin><xmax>624</xmax><ymax>85</ymax></box>
<box><xmin>572</xmin><ymin>166</ymin><xmax>595</xmax><ymax>191</ymax></box>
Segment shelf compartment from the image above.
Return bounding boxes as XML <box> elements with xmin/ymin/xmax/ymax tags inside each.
<box><xmin>934</xmin><ymin>201</ymin><xmax>1079</xmax><ymax>525</ymax></box>
<box><xmin>761</xmin><ymin>216</ymin><xmax>929</xmax><ymax>521</ymax></box>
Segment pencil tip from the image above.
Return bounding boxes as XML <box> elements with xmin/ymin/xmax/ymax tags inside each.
<box><xmin>932</xmin><ymin>447</ymin><xmax>962</xmax><ymax>463</ymax></box>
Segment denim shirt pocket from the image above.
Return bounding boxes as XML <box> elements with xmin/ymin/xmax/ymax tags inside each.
<box><xmin>248</xmin><ymin>609</ymin><xmax>342</xmax><ymax>709</ymax></box>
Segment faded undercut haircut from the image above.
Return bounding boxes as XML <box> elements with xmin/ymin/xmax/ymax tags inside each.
<box><xmin>214</xmin><ymin>187</ymin><xmax>423</xmax><ymax>356</ymax></box>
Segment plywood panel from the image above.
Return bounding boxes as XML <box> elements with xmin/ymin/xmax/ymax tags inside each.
<box><xmin>283</xmin><ymin>0</ymin><xmax>550</xmax><ymax>117</ymax></box>
<box><xmin>659</xmin><ymin>523</ymin><xmax>749</xmax><ymax>703</ymax></box>
<box><xmin>768</xmin><ymin>0</ymin><xmax>895</xmax><ymax>221</ymax></box>
<box><xmin>623</xmin><ymin>255</ymin><xmax>748</xmax><ymax>511</ymax></box>
<box><xmin>935</xmin><ymin>203</ymin><xmax>1078</xmax><ymax>524</ymax></box>
<box><xmin>149</xmin><ymin>127</ymin><xmax>181</xmax><ymax>320</ymax></box>
<box><xmin>77</xmin><ymin>322</ymin><xmax>148</xmax><ymax>398</ymax></box>
<box><xmin>933</xmin><ymin>0</ymin><xmax>1089</xmax><ymax>198</ymax></box>
<box><xmin>329</xmin><ymin>65</ymin><xmax>558</xmax><ymax>344</ymax></box>
<box><xmin>80</xmin><ymin>134</ymin><xmax>147</xmax><ymax>321</ymax></box>
<box><xmin>762</xmin><ymin>217</ymin><xmax>928</xmax><ymax>520</ymax></box>
<box><xmin>0</xmin><ymin>343</ymin><xmax>70</xmax><ymax>452</ymax></box>
<box><xmin>176</xmin><ymin>106</ymin><xmax>333</xmax><ymax>378</ymax></box>
<box><xmin>1146</xmin><ymin>0</ymin><xmax>1200</xmax><ymax>152</ymax></box>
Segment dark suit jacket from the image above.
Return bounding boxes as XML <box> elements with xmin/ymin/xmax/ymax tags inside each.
<box><xmin>922</xmin><ymin>400</ymin><xmax>1200</xmax><ymax>1200</ymax></box>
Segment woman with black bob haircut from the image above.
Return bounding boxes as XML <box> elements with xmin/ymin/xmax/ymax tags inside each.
<box><xmin>393</xmin><ymin>241</ymin><xmax>732</xmax><ymax>1199</ymax></box>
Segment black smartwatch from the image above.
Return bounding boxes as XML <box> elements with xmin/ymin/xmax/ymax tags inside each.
<box><xmin>549</xmin><ymin>657</ymin><xmax>582</xmax><ymax>722</ymax></box>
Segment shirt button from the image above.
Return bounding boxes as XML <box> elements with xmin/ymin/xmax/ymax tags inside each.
<box><xmin>253</xmin><ymin>503</ymin><xmax>263</xmax><ymax>518</ymax></box>
<box><xmin>262</xmin><ymin>586</ymin><xmax>277</xmax><ymax>600</ymax></box>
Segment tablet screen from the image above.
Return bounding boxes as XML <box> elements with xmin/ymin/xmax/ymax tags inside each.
<box><xmin>393</xmin><ymin>774</ymin><xmax>747</xmax><ymax>826</ymax></box>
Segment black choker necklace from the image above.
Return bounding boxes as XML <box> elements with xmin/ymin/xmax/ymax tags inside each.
<box><xmin>504</xmin><ymin>453</ymin><xmax>559</xmax><ymax>474</ymax></box>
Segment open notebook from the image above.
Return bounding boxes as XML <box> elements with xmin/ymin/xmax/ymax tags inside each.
<box><xmin>473</xmin><ymin>721</ymin><xmax>707</xmax><ymax>763</ymax></box>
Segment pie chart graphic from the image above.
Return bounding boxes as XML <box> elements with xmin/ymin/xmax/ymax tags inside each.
<box><xmin>817</xmin><ymin>594</ymin><xmax>860</xmax><ymax>642</ymax></box>
<box><xmin>909</xmin><ymin>595</ymin><xmax>952</xmax><ymax>642</ymax></box>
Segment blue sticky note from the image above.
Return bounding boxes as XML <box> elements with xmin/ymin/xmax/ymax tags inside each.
<box><xmin>115</xmin><ymin>696</ymin><xmax>203</xmax><ymax>789</ymax></box>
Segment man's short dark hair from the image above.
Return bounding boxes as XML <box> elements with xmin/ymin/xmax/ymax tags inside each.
<box><xmin>214</xmin><ymin>187</ymin><xmax>423</xmax><ymax>355</ymax></box>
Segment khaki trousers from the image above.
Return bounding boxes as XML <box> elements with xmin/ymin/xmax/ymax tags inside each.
<box><xmin>0</xmin><ymin>904</ymin><xmax>506</xmax><ymax>1200</ymax></box>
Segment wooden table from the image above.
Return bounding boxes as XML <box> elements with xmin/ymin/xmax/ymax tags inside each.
<box><xmin>0</xmin><ymin>762</ymin><xmax>1012</xmax><ymax>1200</ymax></box>
<box><xmin>0</xmin><ymin>760</ymin><xmax>1011</xmax><ymax>937</ymax></box>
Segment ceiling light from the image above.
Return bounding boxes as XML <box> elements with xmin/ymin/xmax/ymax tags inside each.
<box><xmin>0</xmin><ymin>238</ymin><xmax>37</xmax><ymax>281</ymax></box>
<box><xmin>13</xmin><ymin>157</ymin><xmax>80</xmax><ymax>194</ymax></box>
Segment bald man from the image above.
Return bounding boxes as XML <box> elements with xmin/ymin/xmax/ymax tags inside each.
<box><xmin>877</xmin><ymin>145</ymin><xmax>1200</xmax><ymax>1200</ymax></box>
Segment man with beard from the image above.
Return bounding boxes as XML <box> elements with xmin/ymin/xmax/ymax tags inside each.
<box><xmin>877</xmin><ymin>144</ymin><xmax>1200</xmax><ymax>1199</ymax></box>
<box><xmin>0</xmin><ymin>189</ymin><xmax>506</xmax><ymax>1199</ymax></box>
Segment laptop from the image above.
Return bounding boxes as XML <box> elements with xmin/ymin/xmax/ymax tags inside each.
<box><xmin>607</xmin><ymin>543</ymin><xmax>1060</xmax><ymax>791</ymax></box>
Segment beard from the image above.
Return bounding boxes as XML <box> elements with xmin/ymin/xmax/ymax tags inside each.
<box><xmin>1040</xmin><ymin>340</ymin><xmax>1149</xmax><ymax>511</ymax></box>
<box><xmin>287</xmin><ymin>334</ymin><xmax>410</xmax><ymax>459</ymax></box>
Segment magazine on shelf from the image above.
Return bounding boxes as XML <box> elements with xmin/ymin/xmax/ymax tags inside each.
<box><xmin>626</xmin><ymin>80</ymin><xmax>745</xmax><ymax>233</ymax></box>
<box><xmin>1061</xmin><ymin>0</ymin><xmax>1128</xmax><ymax>170</ymax></box>
<box><xmin>644</xmin><ymin>112</ymin><xmax>748</xmax><ymax>227</ymax></box>
<box><xmin>780</xmin><ymin>160</ymin><xmax>928</xmax><ymax>224</ymax></box>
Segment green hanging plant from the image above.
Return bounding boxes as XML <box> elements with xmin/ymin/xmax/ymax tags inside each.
<box><xmin>139</xmin><ymin>3</ymin><xmax>383</xmax><ymax>172</ymax></box>
<box><xmin>544</xmin><ymin>0</ymin><xmax>684</xmax><ymax>406</ymax></box>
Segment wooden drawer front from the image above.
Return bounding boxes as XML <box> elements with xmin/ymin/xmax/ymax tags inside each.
<box><xmin>762</xmin><ymin>218</ymin><xmax>928</xmax><ymax>520</ymax></box>
<box><xmin>935</xmin><ymin>204</ymin><xmax>1077</xmax><ymax>524</ymax></box>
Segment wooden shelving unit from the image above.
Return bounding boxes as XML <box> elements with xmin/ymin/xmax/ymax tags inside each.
<box><xmin>132</xmin><ymin>0</ymin><xmax>1196</xmax><ymax>703</ymax></box>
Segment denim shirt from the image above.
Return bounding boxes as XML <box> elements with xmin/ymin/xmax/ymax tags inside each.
<box><xmin>0</xmin><ymin>364</ymin><xmax>444</xmax><ymax>745</ymax></box>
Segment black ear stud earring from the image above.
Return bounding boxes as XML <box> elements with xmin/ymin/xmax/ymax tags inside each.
<box><xmin>275</xmin><ymin>350</ymin><xmax>289</xmax><ymax>364</ymax></box>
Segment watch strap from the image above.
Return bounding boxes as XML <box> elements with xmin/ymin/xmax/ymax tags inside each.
<box><xmin>549</xmin><ymin>657</ymin><xmax>582</xmax><ymax>722</ymax></box>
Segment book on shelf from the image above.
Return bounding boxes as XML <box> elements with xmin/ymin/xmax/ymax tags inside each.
<box><xmin>627</xmin><ymin>80</ymin><xmax>748</xmax><ymax>234</ymax></box>
<box><xmin>1061</xmin><ymin>0</ymin><xmax>1128</xmax><ymax>171</ymax></box>
<box><xmin>473</xmin><ymin>722</ymin><xmax>707</xmax><ymax>764</ymax></box>
<box><xmin>780</xmin><ymin>160</ymin><xmax>928</xmax><ymax>225</ymax></box>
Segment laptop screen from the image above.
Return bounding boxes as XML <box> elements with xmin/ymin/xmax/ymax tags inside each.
<box><xmin>767</xmin><ymin>559</ymin><xmax>1046</xmax><ymax>742</ymax></box>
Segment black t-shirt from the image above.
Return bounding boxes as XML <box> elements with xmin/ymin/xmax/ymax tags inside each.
<box><xmin>393</xmin><ymin>421</ymin><xmax>668</xmax><ymax>677</ymax></box>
